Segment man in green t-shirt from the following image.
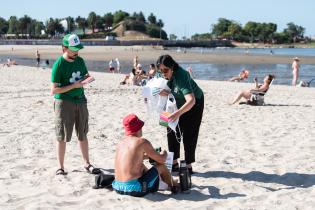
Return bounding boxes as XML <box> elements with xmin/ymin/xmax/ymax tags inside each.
<box><xmin>51</xmin><ymin>34</ymin><xmax>100</xmax><ymax>175</ymax></box>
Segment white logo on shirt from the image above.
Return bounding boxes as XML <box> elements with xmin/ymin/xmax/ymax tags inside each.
<box><xmin>69</xmin><ymin>71</ymin><xmax>81</xmax><ymax>83</ymax></box>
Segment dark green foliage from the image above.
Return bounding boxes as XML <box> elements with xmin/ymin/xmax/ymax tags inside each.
<box><xmin>0</xmin><ymin>17</ymin><xmax>8</xmax><ymax>34</ymax></box>
<box><xmin>75</xmin><ymin>16</ymin><xmax>88</xmax><ymax>34</ymax></box>
<box><xmin>113</xmin><ymin>10</ymin><xmax>130</xmax><ymax>25</ymax></box>
<box><xmin>146</xmin><ymin>24</ymin><xmax>167</xmax><ymax>39</ymax></box>
<box><xmin>125</xmin><ymin>20</ymin><xmax>146</xmax><ymax>32</ymax></box>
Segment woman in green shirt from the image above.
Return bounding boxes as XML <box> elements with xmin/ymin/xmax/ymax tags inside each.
<box><xmin>157</xmin><ymin>55</ymin><xmax>204</xmax><ymax>174</ymax></box>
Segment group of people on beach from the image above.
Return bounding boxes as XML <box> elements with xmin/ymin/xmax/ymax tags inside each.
<box><xmin>228</xmin><ymin>56</ymin><xmax>301</xmax><ymax>87</ymax></box>
<box><xmin>119</xmin><ymin>58</ymin><xmax>159</xmax><ymax>86</ymax></box>
<box><xmin>49</xmin><ymin>33</ymin><xmax>309</xmax><ymax>197</ymax></box>
<box><xmin>51</xmin><ymin>34</ymin><xmax>204</xmax><ymax>196</ymax></box>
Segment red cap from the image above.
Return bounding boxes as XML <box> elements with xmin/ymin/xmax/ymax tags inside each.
<box><xmin>123</xmin><ymin>114</ymin><xmax>144</xmax><ymax>135</ymax></box>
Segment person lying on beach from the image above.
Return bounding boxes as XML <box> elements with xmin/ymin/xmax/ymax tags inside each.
<box><xmin>2</xmin><ymin>58</ymin><xmax>18</xmax><ymax>67</ymax></box>
<box><xmin>112</xmin><ymin>114</ymin><xmax>178</xmax><ymax>197</ymax></box>
<box><xmin>229</xmin><ymin>74</ymin><xmax>274</xmax><ymax>105</ymax></box>
<box><xmin>228</xmin><ymin>69</ymin><xmax>250</xmax><ymax>82</ymax></box>
<box><xmin>120</xmin><ymin>68</ymin><xmax>137</xmax><ymax>85</ymax></box>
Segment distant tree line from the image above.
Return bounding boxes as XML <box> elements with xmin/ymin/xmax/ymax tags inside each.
<box><xmin>0</xmin><ymin>10</ymin><xmax>167</xmax><ymax>39</ymax></box>
<box><xmin>191</xmin><ymin>18</ymin><xmax>308</xmax><ymax>44</ymax></box>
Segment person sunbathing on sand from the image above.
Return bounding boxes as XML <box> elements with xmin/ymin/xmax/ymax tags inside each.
<box><xmin>229</xmin><ymin>74</ymin><xmax>274</xmax><ymax>105</ymax></box>
<box><xmin>112</xmin><ymin>114</ymin><xmax>179</xmax><ymax>197</ymax></box>
<box><xmin>120</xmin><ymin>68</ymin><xmax>137</xmax><ymax>85</ymax></box>
<box><xmin>2</xmin><ymin>58</ymin><xmax>18</xmax><ymax>67</ymax></box>
<box><xmin>229</xmin><ymin>69</ymin><xmax>250</xmax><ymax>82</ymax></box>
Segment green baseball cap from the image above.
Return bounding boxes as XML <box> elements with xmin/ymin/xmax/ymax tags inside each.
<box><xmin>62</xmin><ymin>34</ymin><xmax>83</xmax><ymax>51</ymax></box>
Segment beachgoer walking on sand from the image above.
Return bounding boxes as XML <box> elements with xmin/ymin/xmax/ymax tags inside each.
<box><xmin>36</xmin><ymin>49</ymin><xmax>40</xmax><ymax>67</ymax></box>
<box><xmin>112</xmin><ymin>114</ymin><xmax>178</xmax><ymax>196</ymax></box>
<box><xmin>292</xmin><ymin>57</ymin><xmax>300</xmax><ymax>86</ymax></box>
<box><xmin>157</xmin><ymin>55</ymin><xmax>204</xmax><ymax>175</ymax></box>
<box><xmin>108</xmin><ymin>59</ymin><xmax>115</xmax><ymax>73</ymax></box>
<box><xmin>51</xmin><ymin>34</ymin><xmax>100</xmax><ymax>176</ymax></box>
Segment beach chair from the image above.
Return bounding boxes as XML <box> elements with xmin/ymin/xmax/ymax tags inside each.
<box><xmin>247</xmin><ymin>79</ymin><xmax>274</xmax><ymax>106</ymax></box>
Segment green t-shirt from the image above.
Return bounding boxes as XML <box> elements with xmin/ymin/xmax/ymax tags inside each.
<box><xmin>167</xmin><ymin>66</ymin><xmax>203</xmax><ymax>108</ymax></box>
<box><xmin>51</xmin><ymin>56</ymin><xmax>88</xmax><ymax>103</ymax></box>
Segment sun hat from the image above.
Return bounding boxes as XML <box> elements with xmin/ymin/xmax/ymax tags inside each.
<box><xmin>293</xmin><ymin>57</ymin><xmax>300</xmax><ymax>61</ymax></box>
<box><xmin>62</xmin><ymin>34</ymin><xmax>84</xmax><ymax>51</ymax></box>
<box><xmin>123</xmin><ymin>114</ymin><xmax>144</xmax><ymax>135</ymax></box>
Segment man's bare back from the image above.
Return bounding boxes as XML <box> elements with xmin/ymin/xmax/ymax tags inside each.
<box><xmin>115</xmin><ymin>136</ymin><xmax>147</xmax><ymax>181</ymax></box>
<box><xmin>112</xmin><ymin>114</ymin><xmax>178</xmax><ymax>196</ymax></box>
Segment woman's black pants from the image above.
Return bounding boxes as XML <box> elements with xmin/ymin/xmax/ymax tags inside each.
<box><xmin>167</xmin><ymin>97</ymin><xmax>204</xmax><ymax>165</ymax></box>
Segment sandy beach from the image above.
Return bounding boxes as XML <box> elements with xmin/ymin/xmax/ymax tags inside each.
<box><xmin>1</xmin><ymin>45</ymin><xmax>315</xmax><ymax>65</ymax></box>
<box><xmin>1</xmin><ymin>65</ymin><xmax>315</xmax><ymax>210</ymax></box>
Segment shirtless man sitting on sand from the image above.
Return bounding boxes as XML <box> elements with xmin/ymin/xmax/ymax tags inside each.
<box><xmin>112</xmin><ymin>114</ymin><xmax>178</xmax><ymax>197</ymax></box>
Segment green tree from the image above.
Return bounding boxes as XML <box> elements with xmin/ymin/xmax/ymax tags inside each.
<box><xmin>34</xmin><ymin>21</ymin><xmax>45</xmax><ymax>36</ymax></box>
<box><xmin>148</xmin><ymin>13</ymin><xmax>157</xmax><ymax>25</ymax></box>
<box><xmin>157</xmin><ymin>19</ymin><xmax>164</xmax><ymax>28</ymax></box>
<box><xmin>273</xmin><ymin>32</ymin><xmax>290</xmax><ymax>44</ymax></box>
<box><xmin>75</xmin><ymin>16</ymin><xmax>88</xmax><ymax>34</ymax></box>
<box><xmin>169</xmin><ymin>34</ymin><xmax>177</xmax><ymax>40</ymax></box>
<box><xmin>46</xmin><ymin>18</ymin><xmax>64</xmax><ymax>36</ymax></box>
<box><xmin>191</xmin><ymin>33</ymin><xmax>212</xmax><ymax>41</ymax></box>
<box><xmin>243</xmin><ymin>21</ymin><xmax>260</xmax><ymax>43</ymax></box>
<box><xmin>125</xmin><ymin>20</ymin><xmax>146</xmax><ymax>32</ymax></box>
<box><xmin>259</xmin><ymin>23</ymin><xmax>277</xmax><ymax>43</ymax></box>
<box><xmin>137</xmin><ymin>11</ymin><xmax>146</xmax><ymax>23</ymax></box>
<box><xmin>284</xmin><ymin>22</ymin><xmax>305</xmax><ymax>42</ymax></box>
<box><xmin>87</xmin><ymin>12</ymin><xmax>97</xmax><ymax>33</ymax></box>
<box><xmin>211</xmin><ymin>18</ymin><xmax>232</xmax><ymax>38</ymax></box>
<box><xmin>0</xmin><ymin>17</ymin><xmax>8</xmax><ymax>34</ymax></box>
<box><xmin>8</xmin><ymin>16</ymin><xmax>19</xmax><ymax>34</ymax></box>
<box><xmin>131</xmin><ymin>11</ymin><xmax>146</xmax><ymax>23</ymax></box>
<box><xmin>225</xmin><ymin>22</ymin><xmax>242</xmax><ymax>40</ymax></box>
<box><xmin>18</xmin><ymin>15</ymin><xmax>32</xmax><ymax>35</ymax></box>
<box><xmin>103</xmin><ymin>13</ymin><xmax>113</xmax><ymax>31</ymax></box>
<box><xmin>146</xmin><ymin>24</ymin><xmax>167</xmax><ymax>39</ymax></box>
<box><xmin>95</xmin><ymin>15</ymin><xmax>104</xmax><ymax>31</ymax></box>
<box><xmin>113</xmin><ymin>10</ymin><xmax>129</xmax><ymax>25</ymax></box>
<box><xmin>65</xmin><ymin>16</ymin><xmax>75</xmax><ymax>33</ymax></box>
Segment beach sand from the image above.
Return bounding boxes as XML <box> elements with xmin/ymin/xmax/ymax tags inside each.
<box><xmin>1</xmin><ymin>65</ymin><xmax>315</xmax><ymax>210</ymax></box>
<box><xmin>1</xmin><ymin>45</ymin><xmax>315</xmax><ymax>65</ymax></box>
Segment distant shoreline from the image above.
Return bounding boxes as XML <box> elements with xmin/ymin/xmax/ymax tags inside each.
<box><xmin>0</xmin><ymin>45</ymin><xmax>315</xmax><ymax>65</ymax></box>
<box><xmin>232</xmin><ymin>41</ymin><xmax>315</xmax><ymax>49</ymax></box>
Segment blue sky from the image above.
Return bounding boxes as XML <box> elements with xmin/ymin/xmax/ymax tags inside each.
<box><xmin>1</xmin><ymin>0</ymin><xmax>314</xmax><ymax>38</ymax></box>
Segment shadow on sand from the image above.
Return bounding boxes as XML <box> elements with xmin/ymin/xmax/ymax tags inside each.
<box><xmin>239</xmin><ymin>102</ymin><xmax>311</xmax><ymax>107</ymax></box>
<box><xmin>194</xmin><ymin>170</ymin><xmax>315</xmax><ymax>189</ymax></box>
<box><xmin>145</xmin><ymin>184</ymin><xmax>246</xmax><ymax>202</ymax></box>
